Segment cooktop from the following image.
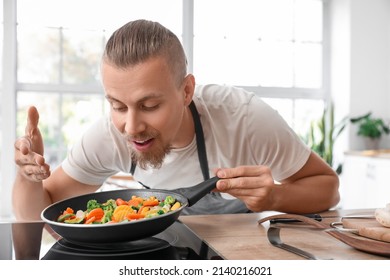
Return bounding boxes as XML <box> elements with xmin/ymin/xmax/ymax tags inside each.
<box><xmin>0</xmin><ymin>220</ymin><xmax>223</xmax><ymax>260</ymax></box>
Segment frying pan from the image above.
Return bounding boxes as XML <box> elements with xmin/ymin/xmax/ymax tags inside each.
<box><xmin>41</xmin><ymin>176</ymin><xmax>219</xmax><ymax>243</ymax></box>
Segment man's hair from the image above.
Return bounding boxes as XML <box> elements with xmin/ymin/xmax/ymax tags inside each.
<box><xmin>103</xmin><ymin>19</ymin><xmax>187</xmax><ymax>87</ymax></box>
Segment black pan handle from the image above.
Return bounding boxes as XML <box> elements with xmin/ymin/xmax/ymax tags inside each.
<box><xmin>174</xmin><ymin>176</ymin><xmax>220</xmax><ymax>207</ymax></box>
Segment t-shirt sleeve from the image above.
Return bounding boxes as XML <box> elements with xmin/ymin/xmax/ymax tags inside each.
<box><xmin>246</xmin><ymin>96</ymin><xmax>311</xmax><ymax>181</ymax></box>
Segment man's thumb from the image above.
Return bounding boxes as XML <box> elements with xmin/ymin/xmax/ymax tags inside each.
<box><xmin>26</xmin><ymin>106</ymin><xmax>39</xmax><ymax>137</ymax></box>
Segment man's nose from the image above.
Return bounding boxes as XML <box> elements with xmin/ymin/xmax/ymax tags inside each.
<box><xmin>124</xmin><ymin>111</ymin><xmax>146</xmax><ymax>135</ymax></box>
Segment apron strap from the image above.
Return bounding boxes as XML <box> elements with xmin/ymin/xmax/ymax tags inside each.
<box><xmin>189</xmin><ymin>101</ymin><xmax>210</xmax><ymax>180</ymax></box>
<box><xmin>130</xmin><ymin>158</ymin><xmax>136</xmax><ymax>175</ymax></box>
<box><xmin>130</xmin><ymin>101</ymin><xmax>210</xmax><ymax>181</ymax></box>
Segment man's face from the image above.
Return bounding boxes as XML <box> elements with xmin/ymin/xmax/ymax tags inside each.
<box><xmin>101</xmin><ymin>57</ymin><xmax>193</xmax><ymax>169</ymax></box>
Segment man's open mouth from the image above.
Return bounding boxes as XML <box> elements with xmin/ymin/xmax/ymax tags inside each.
<box><xmin>132</xmin><ymin>138</ymin><xmax>154</xmax><ymax>150</ymax></box>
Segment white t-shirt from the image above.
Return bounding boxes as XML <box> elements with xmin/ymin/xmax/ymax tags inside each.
<box><xmin>62</xmin><ymin>84</ymin><xmax>311</xmax><ymax>214</ymax></box>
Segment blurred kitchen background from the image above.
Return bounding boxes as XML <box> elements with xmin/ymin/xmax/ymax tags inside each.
<box><xmin>1</xmin><ymin>0</ymin><xmax>390</xmax><ymax>218</ymax></box>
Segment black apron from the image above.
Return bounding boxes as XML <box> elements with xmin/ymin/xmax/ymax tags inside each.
<box><xmin>130</xmin><ymin>101</ymin><xmax>249</xmax><ymax>214</ymax></box>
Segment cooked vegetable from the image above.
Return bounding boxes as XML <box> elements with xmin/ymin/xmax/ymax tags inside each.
<box><xmin>57</xmin><ymin>213</ymin><xmax>75</xmax><ymax>222</ymax></box>
<box><xmin>64</xmin><ymin>217</ymin><xmax>84</xmax><ymax>224</ymax></box>
<box><xmin>171</xmin><ymin>201</ymin><xmax>181</xmax><ymax>211</ymax></box>
<box><xmin>116</xmin><ymin>198</ymin><xmax>127</xmax><ymax>206</ymax></box>
<box><xmin>87</xmin><ymin>199</ymin><xmax>101</xmax><ymax>212</ymax></box>
<box><xmin>101</xmin><ymin>209</ymin><xmax>113</xmax><ymax>223</ymax></box>
<box><xmin>101</xmin><ymin>199</ymin><xmax>116</xmax><ymax>211</ymax></box>
<box><xmin>127</xmin><ymin>213</ymin><xmax>145</xmax><ymax>220</ymax></box>
<box><xmin>86</xmin><ymin>208</ymin><xmax>104</xmax><ymax>222</ymax></box>
<box><xmin>56</xmin><ymin>195</ymin><xmax>182</xmax><ymax>225</ymax></box>
<box><xmin>85</xmin><ymin>216</ymin><xmax>97</xmax><ymax>224</ymax></box>
<box><xmin>113</xmin><ymin>205</ymin><xmax>134</xmax><ymax>222</ymax></box>
<box><xmin>138</xmin><ymin>206</ymin><xmax>150</xmax><ymax>216</ymax></box>
<box><xmin>164</xmin><ymin>196</ymin><xmax>176</xmax><ymax>205</ymax></box>
<box><xmin>128</xmin><ymin>196</ymin><xmax>144</xmax><ymax>207</ymax></box>
<box><xmin>143</xmin><ymin>199</ymin><xmax>159</xmax><ymax>207</ymax></box>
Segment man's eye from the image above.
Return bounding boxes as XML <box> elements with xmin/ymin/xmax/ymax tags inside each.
<box><xmin>141</xmin><ymin>104</ymin><xmax>160</xmax><ymax>111</ymax></box>
<box><xmin>111</xmin><ymin>104</ymin><xmax>127</xmax><ymax>112</ymax></box>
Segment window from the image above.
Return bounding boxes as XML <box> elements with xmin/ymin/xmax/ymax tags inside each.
<box><xmin>194</xmin><ymin>0</ymin><xmax>323</xmax><ymax>88</ymax></box>
<box><xmin>193</xmin><ymin>0</ymin><xmax>326</xmax><ymax>136</ymax></box>
<box><xmin>1</xmin><ymin>0</ymin><xmax>328</xmax><ymax>217</ymax></box>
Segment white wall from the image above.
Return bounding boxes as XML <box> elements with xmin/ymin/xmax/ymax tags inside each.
<box><xmin>330</xmin><ymin>0</ymin><xmax>390</xmax><ymax>154</ymax></box>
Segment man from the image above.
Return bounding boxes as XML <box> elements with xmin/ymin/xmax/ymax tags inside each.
<box><xmin>13</xmin><ymin>19</ymin><xmax>339</xmax><ymax>220</ymax></box>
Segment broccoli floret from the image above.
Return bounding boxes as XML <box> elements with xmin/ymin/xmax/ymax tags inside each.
<box><xmin>102</xmin><ymin>199</ymin><xmax>116</xmax><ymax>212</ymax></box>
<box><xmin>87</xmin><ymin>199</ymin><xmax>116</xmax><ymax>223</ymax></box>
<box><xmin>86</xmin><ymin>199</ymin><xmax>102</xmax><ymax>212</ymax></box>
<box><xmin>164</xmin><ymin>195</ymin><xmax>176</xmax><ymax>205</ymax></box>
<box><xmin>101</xmin><ymin>210</ymin><xmax>113</xmax><ymax>223</ymax></box>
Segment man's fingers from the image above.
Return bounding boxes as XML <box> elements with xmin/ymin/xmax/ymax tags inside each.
<box><xmin>216</xmin><ymin>165</ymin><xmax>271</xmax><ymax>179</ymax></box>
<box><xmin>217</xmin><ymin>176</ymin><xmax>256</xmax><ymax>191</ymax></box>
<box><xmin>15</xmin><ymin>137</ymin><xmax>32</xmax><ymax>155</ymax></box>
<box><xmin>26</xmin><ymin>154</ymin><xmax>45</xmax><ymax>167</ymax></box>
<box><xmin>20</xmin><ymin>162</ymin><xmax>51</xmax><ymax>182</ymax></box>
<box><xmin>23</xmin><ymin>167</ymin><xmax>51</xmax><ymax>182</ymax></box>
<box><xmin>34</xmin><ymin>154</ymin><xmax>46</xmax><ymax>166</ymax></box>
<box><xmin>15</xmin><ymin>143</ymin><xmax>45</xmax><ymax>167</ymax></box>
<box><xmin>215</xmin><ymin>166</ymin><xmax>273</xmax><ymax>189</ymax></box>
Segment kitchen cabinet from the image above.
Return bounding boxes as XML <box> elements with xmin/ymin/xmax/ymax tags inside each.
<box><xmin>340</xmin><ymin>150</ymin><xmax>390</xmax><ymax>209</ymax></box>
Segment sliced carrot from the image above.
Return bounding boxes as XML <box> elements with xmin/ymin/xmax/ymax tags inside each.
<box><xmin>85</xmin><ymin>207</ymin><xmax>104</xmax><ymax>221</ymax></box>
<box><xmin>128</xmin><ymin>197</ymin><xmax>144</xmax><ymax>207</ymax></box>
<box><xmin>143</xmin><ymin>199</ymin><xmax>159</xmax><ymax>207</ymax></box>
<box><xmin>126</xmin><ymin>213</ymin><xmax>145</xmax><ymax>220</ymax></box>
<box><xmin>116</xmin><ymin>198</ymin><xmax>128</xmax><ymax>206</ymax></box>
<box><xmin>85</xmin><ymin>216</ymin><xmax>96</xmax><ymax>224</ymax></box>
<box><xmin>138</xmin><ymin>206</ymin><xmax>150</xmax><ymax>216</ymax></box>
<box><xmin>64</xmin><ymin>207</ymin><xmax>74</xmax><ymax>214</ymax></box>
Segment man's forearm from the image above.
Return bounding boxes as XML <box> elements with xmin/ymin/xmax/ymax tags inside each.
<box><xmin>271</xmin><ymin>174</ymin><xmax>340</xmax><ymax>214</ymax></box>
<box><xmin>12</xmin><ymin>172</ymin><xmax>51</xmax><ymax>220</ymax></box>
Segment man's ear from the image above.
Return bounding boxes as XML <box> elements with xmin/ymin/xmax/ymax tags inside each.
<box><xmin>183</xmin><ymin>74</ymin><xmax>195</xmax><ymax>106</ymax></box>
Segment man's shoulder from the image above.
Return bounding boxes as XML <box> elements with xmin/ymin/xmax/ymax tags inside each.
<box><xmin>194</xmin><ymin>84</ymin><xmax>256</xmax><ymax>111</ymax></box>
<box><xmin>195</xmin><ymin>84</ymin><xmax>254</xmax><ymax>99</ymax></box>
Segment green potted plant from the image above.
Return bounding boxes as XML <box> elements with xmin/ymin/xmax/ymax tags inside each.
<box><xmin>303</xmin><ymin>101</ymin><xmax>348</xmax><ymax>174</ymax></box>
<box><xmin>350</xmin><ymin>112</ymin><xmax>390</xmax><ymax>149</ymax></box>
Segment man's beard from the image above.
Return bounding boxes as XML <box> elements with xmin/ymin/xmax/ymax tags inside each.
<box><xmin>124</xmin><ymin>132</ymin><xmax>172</xmax><ymax>170</ymax></box>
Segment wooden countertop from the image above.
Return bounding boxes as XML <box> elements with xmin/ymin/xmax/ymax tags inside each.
<box><xmin>179</xmin><ymin>209</ymin><xmax>389</xmax><ymax>260</ymax></box>
<box><xmin>344</xmin><ymin>149</ymin><xmax>390</xmax><ymax>158</ymax></box>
